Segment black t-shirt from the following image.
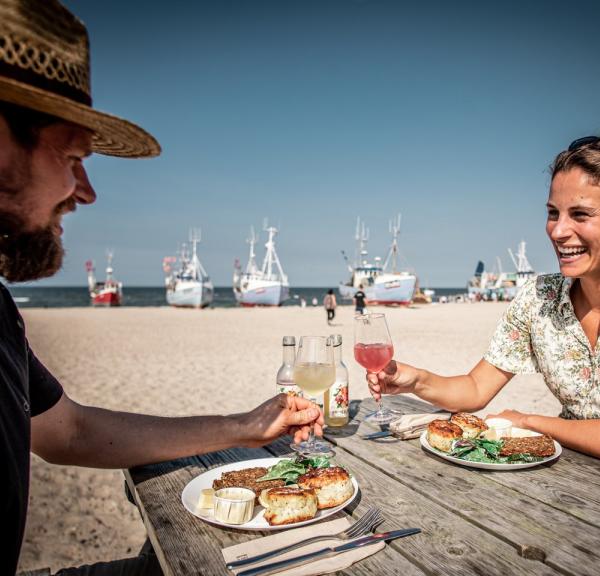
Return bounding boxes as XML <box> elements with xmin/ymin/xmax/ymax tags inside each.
<box><xmin>354</xmin><ymin>290</ymin><xmax>366</xmax><ymax>308</ymax></box>
<box><xmin>0</xmin><ymin>283</ymin><xmax>63</xmax><ymax>575</ymax></box>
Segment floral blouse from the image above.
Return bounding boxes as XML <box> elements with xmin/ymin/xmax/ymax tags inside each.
<box><xmin>484</xmin><ymin>273</ymin><xmax>600</xmax><ymax>420</ymax></box>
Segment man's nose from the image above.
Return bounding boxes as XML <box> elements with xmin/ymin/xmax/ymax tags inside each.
<box><xmin>74</xmin><ymin>164</ymin><xmax>96</xmax><ymax>205</ymax></box>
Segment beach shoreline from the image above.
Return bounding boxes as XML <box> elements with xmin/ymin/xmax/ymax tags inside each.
<box><xmin>18</xmin><ymin>303</ymin><xmax>561</xmax><ymax>572</ymax></box>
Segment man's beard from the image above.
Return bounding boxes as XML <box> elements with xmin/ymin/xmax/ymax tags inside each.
<box><xmin>0</xmin><ymin>211</ymin><xmax>64</xmax><ymax>283</ymax></box>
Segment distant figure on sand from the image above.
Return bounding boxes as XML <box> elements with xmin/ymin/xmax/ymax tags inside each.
<box><xmin>312</xmin><ymin>296</ymin><xmax>318</xmax><ymax>306</ymax></box>
<box><xmin>0</xmin><ymin>2</ymin><xmax>322</xmax><ymax>574</ymax></box>
<box><xmin>324</xmin><ymin>289</ymin><xmax>337</xmax><ymax>325</ymax></box>
<box><xmin>367</xmin><ymin>137</ymin><xmax>600</xmax><ymax>459</ymax></box>
<box><xmin>354</xmin><ymin>284</ymin><xmax>367</xmax><ymax>315</ymax></box>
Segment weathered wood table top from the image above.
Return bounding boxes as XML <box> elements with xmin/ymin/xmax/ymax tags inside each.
<box><xmin>125</xmin><ymin>396</ymin><xmax>600</xmax><ymax>576</ymax></box>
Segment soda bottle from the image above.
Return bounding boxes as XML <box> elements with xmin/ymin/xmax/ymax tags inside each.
<box><xmin>324</xmin><ymin>334</ymin><xmax>349</xmax><ymax>426</ymax></box>
<box><xmin>276</xmin><ymin>336</ymin><xmax>302</xmax><ymax>397</ymax></box>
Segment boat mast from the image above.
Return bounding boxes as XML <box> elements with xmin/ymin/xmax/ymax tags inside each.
<box><xmin>383</xmin><ymin>214</ymin><xmax>401</xmax><ymax>273</ymax></box>
<box><xmin>189</xmin><ymin>228</ymin><xmax>208</xmax><ymax>281</ymax></box>
<box><xmin>355</xmin><ymin>217</ymin><xmax>369</xmax><ymax>267</ymax></box>
<box><xmin>106</xmin><ymin>250</ymin><xmax>114</xmax><ymax>283</ymax></box>
<box><xmin>508</xmin><ymin>240</ymin><xmax>533</xmax><ymax>274</ymax></box>
<box><xmin>261</xmin><ymin>221</ymin><xmax>287</xmax><ymax>281</ymax></box>
<box><xmin>245</xmin><ymin>227</ymin><xmax>259</xmax><ymax>275</ymax></box>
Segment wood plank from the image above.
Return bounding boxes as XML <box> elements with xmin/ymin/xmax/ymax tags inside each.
<box><xmin>320</xmin><ymin>402</ymin><xmax>600</xmax><ymax>575</ymax></box>
<box><xmin>266</xmin><ymin>438</ymin><xmax>561</xmax><ymax>576</ymax></box>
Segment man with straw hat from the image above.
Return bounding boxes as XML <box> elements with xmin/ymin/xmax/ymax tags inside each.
<box><xmin>0</xmin><ymin>1</ymin><xmax>323</xmax><ymax>574</ymax></box>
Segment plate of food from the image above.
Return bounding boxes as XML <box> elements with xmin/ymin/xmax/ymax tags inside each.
<box><xmin>420</xmin><ymin>412</ymin><xmax>562</xmax><ymax>470</ymax></box>
<box><xmin>181</xmin><ymin>456</ymin><xmax>358</xmax><ymax>530</ymax></box>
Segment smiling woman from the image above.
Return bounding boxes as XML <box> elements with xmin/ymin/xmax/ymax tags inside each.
<box><xmin>364</xmin><ymin>136</ymin><xmax>600</xmax><ymax>460</ymax></box>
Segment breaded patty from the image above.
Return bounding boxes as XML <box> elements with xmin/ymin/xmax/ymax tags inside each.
<box><xmin>297</xmin><ymin>467</ymin><xmax>353</xmax><ymax>509</ymax></box>
<box><xmin>259</xmin><ymin>486</ymin><xmax>318</xmax><ymax>526</ymax></box>
<box><xmin>212</xmin><ymin>467</ymin><xmax>285</xmax><ymax>502</ymax></box>
<box><xmin>499</xmin><ymin>435</ymin><xmax>555</xmax><ymax>457</ymax></box>
<box><xmin>427</xmin><ymin>419</ymin><xmax>463</xmax><ymax>452</ymax></box>
<box><xmin>450</xmin><ymin>412</ymin><xmax>488</xmax><ymax>439</ymax></box>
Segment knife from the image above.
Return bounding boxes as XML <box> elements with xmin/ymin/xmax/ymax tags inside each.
<box><xmin>361</xmin><ymin>430</ymin><xmax>394</xmax><ymax>440</ymax></box>
<box><xmin>236</xmin><ymin>528</ymin><xmax>421</xmax><ymax>576</ymax></box>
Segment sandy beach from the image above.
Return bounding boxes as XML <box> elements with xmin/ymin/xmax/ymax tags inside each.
<box><xmin>17</xmin><ymin>302</ymin><xmax>561</xmax><ymax>572</ymax></box>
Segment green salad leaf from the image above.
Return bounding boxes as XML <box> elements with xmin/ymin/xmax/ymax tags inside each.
<box><xmin>447</xmin><ymin>438</ymin><xmax>545</xmax><ymax>464</ymax></box>
<box><xmin>256</xmin><ymin>456</ymin><xmax>331</xmax><ymax>485</ymax></box>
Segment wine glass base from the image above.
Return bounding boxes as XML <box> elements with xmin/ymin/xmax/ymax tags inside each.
<box><xmin>365</xmin><ymin>408</ymin><xmax>400</xmax><ymax>425</ymax></box>
<box><xmin>290</xmin><ymin>440</ymin><xmax>336</xmax><ymax>458</ymax></box>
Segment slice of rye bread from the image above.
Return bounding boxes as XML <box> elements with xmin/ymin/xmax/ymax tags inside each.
<box><xmin>212</xmin><ymin>467</ymin><xmax>285</xmax><ymax>501</ymax></box>
<box><xmin>499</xmin><ymin>435</ymin><xmax>555</xmax><ymax>457</ymax></box>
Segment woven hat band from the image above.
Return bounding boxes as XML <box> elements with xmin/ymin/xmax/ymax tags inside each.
<box><xmin>0</xmin><ymin>58</ymin><xmax>90</xmax><ymax>106</ymax></box>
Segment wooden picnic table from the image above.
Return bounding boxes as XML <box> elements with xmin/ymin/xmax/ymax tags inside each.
<box><xmin>125</xmin><ymin>395</ymin><xmax>600</xmax><ymax>576</ymax></box>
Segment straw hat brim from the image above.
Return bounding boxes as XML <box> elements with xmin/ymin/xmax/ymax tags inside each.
<box><xmin>0</xmin><ymin>76</ymin><xmax>161</xmax><ymax>158</ymax></box>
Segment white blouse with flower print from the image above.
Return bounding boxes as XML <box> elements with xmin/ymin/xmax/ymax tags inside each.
<box><xmin>484</xmin><ymin>274</ymin><xmax>600</xmax><ymax>420</ymax></box>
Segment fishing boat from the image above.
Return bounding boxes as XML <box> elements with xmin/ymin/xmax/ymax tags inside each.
<box><xmin>86</xmin><ymin>252</ymin><xmax>122</xmax><ymax>306</ymax></box>
<box><xmin>338</xmin><ymin>215</ymin><xmax>417</xmax><ymax>306</ymax></box>
<box><xmin>163</xmin><ymin>229</ymin><xmax>213</xmax><ymax>308</ymax></box>
<box><xmin>233</xmin><ymin>224</ymin><xmax>289</xmax><ymax>306</ymax></box>
<box><xmin>467</xmin><ymin>240</ymin><xmax>535</xmax><ymax>301</ymax></box>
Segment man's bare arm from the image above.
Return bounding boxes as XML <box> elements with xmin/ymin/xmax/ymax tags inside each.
<box><xmin>31</xmin><ymin>393</ymin><xmax>322</xmax><ymax>468</ymax></box>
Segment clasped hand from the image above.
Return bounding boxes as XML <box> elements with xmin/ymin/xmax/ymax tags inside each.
<box><xmin>366</xmin><ymin>359</ymin><xmax>418</xmax><ymax>400</ymax></box>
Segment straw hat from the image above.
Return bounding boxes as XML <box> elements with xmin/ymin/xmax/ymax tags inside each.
<box><xmin>0</xmin><ymin>0</ymin><xmax>160</xmax><ymax>158</ymax></box>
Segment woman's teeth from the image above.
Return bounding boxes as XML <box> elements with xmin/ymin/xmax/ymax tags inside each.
<box><xmin>558</xmin><ymin>246</ymin><xmax>587</xmax><ymax>257</ymax></box>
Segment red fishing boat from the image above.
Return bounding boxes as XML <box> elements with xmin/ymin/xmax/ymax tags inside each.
<box><xmin>86</xmin><ymin>252</ymin><xmax>122</xmax><ymax>306</ymax></box>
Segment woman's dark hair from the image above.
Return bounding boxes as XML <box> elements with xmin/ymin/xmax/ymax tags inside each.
<box><xmin>0</xmin><ymin>101</ymin><xmax>59</xmax><ymax>150</ymax></box>
<box><xmin>327</xmin><ymin>289</ymin><xmax>334</xmax><ymax>295</ymax></box>
<box><xmin>551</xmin><ymin>140</ymin><xmax>600</xmax><ymax>186</ymax></box>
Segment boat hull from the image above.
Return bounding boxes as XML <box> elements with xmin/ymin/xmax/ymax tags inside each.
<box><xmin>339</xmin><ymin>274</ymin><xmax>416</xmax><ymax>306</ymax></box>
<box><xmin>167</xmin><ymin>281</ymin><xmax>213</xmax><ymax>308</ymax></box>
<box><xmin>235</xmin><ymin>280</ymin><xmax>289</xmax><ymax>306</ymax></box>
<box><xmin>92</xmin><ymin>291</ymin><xmax>121</xmax><ymax>306</ymax></box>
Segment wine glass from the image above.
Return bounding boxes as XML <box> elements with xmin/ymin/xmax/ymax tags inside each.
<box><xmin>354</xmin><ymin>312</ymin><xmax>398</xmax><ymax>424</ymax></box>
<box><xmin>290</xmin><ymin>336</ymin><xmax>336</xmax><ymax>456</ymax></box>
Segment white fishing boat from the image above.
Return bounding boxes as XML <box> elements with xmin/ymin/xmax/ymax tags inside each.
<box><xmin>467</xmin><ymin>240</ymin><xmax>535</xmax><ymax>301</ymax></box>
<box><xmin>339</xmin><ymin>215</ymin><xmax>417</xmax><ymax>306</ymax></box>
<box><xmin>163</xmin><ymin>229</ymin><xmax>213</xmax><ymax>308</ymax></box>
<box><xmin>233</xmin><ymin>224</ymin><xmax>289</xmax><ymax>307</ymax></box>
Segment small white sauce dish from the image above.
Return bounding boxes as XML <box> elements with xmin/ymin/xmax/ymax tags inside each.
<box><xmin>484</xmin><ymin>417</ymin><xmax>513</xmax><ymax>440</ymax></box>
<box><xmin>213</xmin><ymin>487</ymin><xmax>255</xmax><ymax>525</ymax></box>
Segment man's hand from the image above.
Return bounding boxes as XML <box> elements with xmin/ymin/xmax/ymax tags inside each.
<box><xmin>366</xmin><ymin>360</ymin><xmax>419</xmax><ymax>401</ymax></box>
<box><xmin>239</xmin><ymin>394</ymin><xmax>324</xmax><ymax>447</ymax></box>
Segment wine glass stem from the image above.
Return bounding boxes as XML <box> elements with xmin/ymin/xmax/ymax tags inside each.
<box><xmin>307</xmin><ymin>422</ymin><xmax>315</xmax><ymax>447</ymax></box>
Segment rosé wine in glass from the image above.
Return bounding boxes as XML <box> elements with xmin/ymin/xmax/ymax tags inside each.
<box><xmin>354</xmin><ymin>342</ymin><xmax>394</xmax><ymax>373</ymax></box>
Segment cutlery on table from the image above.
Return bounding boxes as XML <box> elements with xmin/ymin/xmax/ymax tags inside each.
<box><xmin>227</xmin><ymin>506</ymin><xmax>383</xmax><ymax>569</ymax></box>
<box><xmin>236</xmin><ymin>528</ymin><xmax>422</xmax><ymax>576</ymax></box>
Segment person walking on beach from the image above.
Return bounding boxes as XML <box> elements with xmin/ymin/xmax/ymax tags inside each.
<box><xmin>324</xmin><ymin>289</ymin><xmax>337</xmax><ymax>324</ymax></box>
<box><xmin>0</xmin><ymin>2</ymin><xmax>323</xmax><ymax>575</ymax></box>
<box><xmin>366</xmin><ymin>137</ymin><xmax>600</xmax><ymax>460</ymax></box>
<box><xmin>353</xmin><ymin>284</ymin><xmax>367</xmax><ymax>315</ymax></box>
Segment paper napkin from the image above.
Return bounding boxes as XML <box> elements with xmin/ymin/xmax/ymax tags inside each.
<box><xmin>389</xmin><ymin>412</ymin><xmax>451</xmax><ymax>439</ymax></box>
<box><xmin>222</xmin><ymin>516</ymin><xmax>384</xmax><ymax>576</ymax></box>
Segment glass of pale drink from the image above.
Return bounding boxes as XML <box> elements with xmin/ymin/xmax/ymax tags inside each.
<box><xmin>290</xmin><ymin>336</ymin><xmax>336</xmax><ymax>456</ymax></box>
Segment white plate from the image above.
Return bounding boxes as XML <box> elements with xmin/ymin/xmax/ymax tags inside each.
<box><xmin>181</xmin><ymin>457</ymin><xmax>359</xmax><ymax>530</ymax></box>
<box><xmin>420</xmin><ymin>430</ymin><xmax>562</xmax><ymax>470</ymax></box>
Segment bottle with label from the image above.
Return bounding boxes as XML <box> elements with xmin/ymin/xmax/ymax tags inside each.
<box><xmin>324</xmin><ymin>334</ymin><xmax>349</xmax><ymax>426</ymax></box>
<box><xmin>276</xmin><ymin>336</ymin><xmax>302</xmax><ymax>397</ymax></box>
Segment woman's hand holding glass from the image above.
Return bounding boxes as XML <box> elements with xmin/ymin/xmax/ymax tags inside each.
<box><xmin>366</xmin><ymin>360</ymin><xmax>420</xmax><ymax>400</ymax></box>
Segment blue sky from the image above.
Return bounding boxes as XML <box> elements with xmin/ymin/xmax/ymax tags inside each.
<box><xmin>38</xmin><ymin>0</ymin><xmax>600</xmax><ymax>287</ymax></box>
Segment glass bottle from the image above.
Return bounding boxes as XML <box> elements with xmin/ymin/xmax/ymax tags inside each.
<box><xmin>276</xmin><ymin>336</ymin><xmax>302</xmax><ymax>397</ymax></box>
<box><xmin>324</xmin><ymin>334</ymin><xmax>349</xmax><ymax>426</ymax></box>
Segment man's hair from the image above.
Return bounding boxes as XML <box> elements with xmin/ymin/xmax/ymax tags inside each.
<box><xmin>0</xmin><ymin>101</ymin><xmax>59</xmax><ymax>150</ymax></box>
<box><xmin>551</xmin><ymin>141</ymin><xmax>600</xmax><ymax>186</ymax></box>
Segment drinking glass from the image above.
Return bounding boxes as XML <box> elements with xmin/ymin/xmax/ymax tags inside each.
<box><xmin>354</xmin><ymin>313</ymin><xmax>398</xmax><ymax>424</ymax></box>
<box><xmin>290</xmin><ymin>336</ymin><xmax>336</xmax><ymax>456</ymax></box>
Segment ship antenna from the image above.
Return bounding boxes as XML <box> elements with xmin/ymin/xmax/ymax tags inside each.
<box><xmin>383</xmin><ymin>213</ymin><xmax>401</xmax><ymax>273</ymax></box>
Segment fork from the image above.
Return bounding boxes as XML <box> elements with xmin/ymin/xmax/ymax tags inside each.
<box><xmin>226</xmin><ymin>506</ymin><xmax>384</xmax><ymax>569</ymax></box>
